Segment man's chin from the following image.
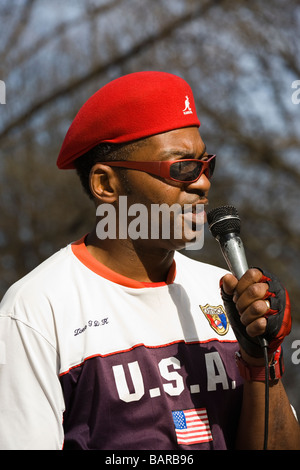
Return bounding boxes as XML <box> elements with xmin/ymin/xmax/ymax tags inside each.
<box><xmin>167</xmin><ymin>231</ymin><xmax>204</xmax><ymax>252</ymax></box>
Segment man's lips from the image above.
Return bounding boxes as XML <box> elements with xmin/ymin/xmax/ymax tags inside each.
<box><xmin>182</xmin><ymin>202</ymin><xmax>207</xmax><ymax>225</ymax></box>
<box><xmin>184</xmin><ymin>199</ymin><xmax>209</xmax><ymax>213</ymax></box>
<box><xmin>184</xmin><ymin>198</ymin><xmax>209</xmax><ymax>210</ymax></box>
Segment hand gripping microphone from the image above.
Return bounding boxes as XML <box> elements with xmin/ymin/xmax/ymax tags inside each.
<box><xmin>206</xmin><ymin>205</ymin><xmax>268</xmax><ymax>350</ymax></box>
<box><xmin>207</xmin><ymin>204</ymin><xmax>291</xmax><ymax>357</ymax></box>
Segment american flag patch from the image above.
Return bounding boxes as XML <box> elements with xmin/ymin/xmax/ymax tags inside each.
<box><xmin>172</xmin><ymin>408</ymin><xmax>212</xmax><ymax>445</ymax></box>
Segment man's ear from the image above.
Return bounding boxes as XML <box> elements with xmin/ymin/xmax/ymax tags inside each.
<box><xmin>89</xmin><ymin>163</ymin><xmax>121</xmax><ymax>203</ymax></box>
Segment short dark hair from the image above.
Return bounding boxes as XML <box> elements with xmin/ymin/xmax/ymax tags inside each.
<box><xmin>75</xmin><ymin>140</ymin><xmax>146</xmax><ymax>199</ymax></box>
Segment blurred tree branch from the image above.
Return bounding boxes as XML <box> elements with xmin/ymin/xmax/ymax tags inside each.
<box><xmin>0</xmin><ymin>0</ymin><xmax>37</xmax><ymax>59</ymax></box>
<box><xmin>0</xmin><ymin>0</ymin><xmax>219</xmax><ymax>141</ymax></box>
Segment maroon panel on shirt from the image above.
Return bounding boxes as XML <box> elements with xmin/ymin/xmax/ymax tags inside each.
<box><xmin>60</xmin><ymin>340</ymin><xmax>242</xmax><ymax>450</ymax></box>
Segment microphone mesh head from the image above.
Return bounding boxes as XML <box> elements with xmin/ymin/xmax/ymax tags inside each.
<box><xmin>207</xmin><ymin>205</ymin><xmax>241</xmax><ymax>238</ymax></box>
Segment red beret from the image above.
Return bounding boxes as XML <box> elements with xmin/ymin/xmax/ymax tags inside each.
<box><xmin>57</xmin><ymin>71</ymin><xmax>200</xmax><ymax>169</ymax></box>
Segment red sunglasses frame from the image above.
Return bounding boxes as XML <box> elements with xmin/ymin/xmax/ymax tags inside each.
<box><xmin>100</xmin><ymin>154</ymin><xmax>216</xmax><ymax>183</ymax></box>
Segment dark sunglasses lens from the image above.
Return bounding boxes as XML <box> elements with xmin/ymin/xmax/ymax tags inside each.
<box><xmin>170</xmin><ymin>157</ymin><xmax>215</xmax><ymax>182</ymax></box>
<box><xmin>207</xmin><ymin>157</ymin><xmax>215</xmax><ymax>179</ymax></box>
<box><xmin>169</xmin><ymin>161</ymin><xmax>200</xmax><ymax>181</ymax></box>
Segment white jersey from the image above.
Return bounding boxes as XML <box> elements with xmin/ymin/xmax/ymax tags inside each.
<box><xmin>0</xmin><ymin>236</ymin><xmax>243</xmax><ymax>450</ymax></box>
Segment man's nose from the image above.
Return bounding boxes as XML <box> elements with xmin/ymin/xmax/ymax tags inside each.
<box><xmin>187</xmin><ymin>173</ymin><xmax>211</xmax><ymax>193</ymax></box>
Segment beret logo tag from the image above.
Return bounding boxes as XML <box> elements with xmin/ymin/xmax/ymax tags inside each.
<box><xmin>183</xmin><ymin>95</ymin><xmax>193</xmax><ymax>115</ymax></box>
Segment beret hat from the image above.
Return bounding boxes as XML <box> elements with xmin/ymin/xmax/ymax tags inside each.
<box><xmin>57</xmin><ymin>71</ymin><xmax>200</xmax><ymax>169</ymax></box>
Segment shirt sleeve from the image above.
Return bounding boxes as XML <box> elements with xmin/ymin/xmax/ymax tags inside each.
<box><xmin>0</xmin><ymin>314</ymin><xmax>65</xmax><ymax>449</ymax></box>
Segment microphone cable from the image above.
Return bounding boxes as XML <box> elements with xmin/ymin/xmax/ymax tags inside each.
<box><xmin>260</xmin><ymin>337</ymin><xmax>269</xmax><ymax>450</ymax></box>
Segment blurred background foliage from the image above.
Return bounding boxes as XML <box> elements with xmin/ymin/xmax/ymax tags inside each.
<box><xmin>0</xmin><ymin>0</ymin><xmax>300</xmax><ymax>414</ymax></box>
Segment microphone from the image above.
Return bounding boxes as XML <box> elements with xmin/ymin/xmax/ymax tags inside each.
<box><xmin>207</xmin><ymin>204</ymin><xmax>268</xmax><ymax>350</ymax></box>
<box><xmin>206</xmin><ymin>205</ymin><xmax>248</xmax><ymax>280</ymax></box>
<box><xmin>207</xmin><ymin>206</ymin><xmax>269</xmax><ymax>450</ymax></box>
<box><xmin>207</xmin><ymin>205</ymin><xmax>269</xmax><ymax>451</ymax></box>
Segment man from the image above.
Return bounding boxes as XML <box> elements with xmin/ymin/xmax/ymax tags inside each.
<box><xmin>0</xmin><ymin>71</ymin><xmax>299</xmax><ymax>450</ymax></box>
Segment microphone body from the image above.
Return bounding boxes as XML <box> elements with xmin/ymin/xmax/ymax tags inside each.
<box><xmin>213</xmin><ymin>232</ymin><xmax>248</xmax><ymax>280</ymax></box>
<box><xmin>207</xmin><ymin>206</ymin><xmax>248</xmax><ymax>280</ymax></box>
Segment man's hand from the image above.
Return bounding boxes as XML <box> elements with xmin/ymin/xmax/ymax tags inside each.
<box><xmin>223</xmin><ymin>271</ymin><xmax>300</xmax><ymax>451</ymax></box>
<box><xmin>220</xmin><ymin>268</ymin><xmax>291</xmax><ymax>358</ymax></box>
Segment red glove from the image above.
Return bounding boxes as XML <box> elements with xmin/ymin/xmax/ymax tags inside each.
<box><xmin>220</xmin><ymin>268</ymin><xmax>291</xmax><ymax>358</ymax></box>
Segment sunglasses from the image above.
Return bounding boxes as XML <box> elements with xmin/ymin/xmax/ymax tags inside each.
<box><xmin>100</xmin><ymin>154</ymin><xmax>216</xmax><ymax>183</ymax></box>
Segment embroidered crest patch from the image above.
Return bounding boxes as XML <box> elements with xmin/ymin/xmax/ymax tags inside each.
<box><xmin>200</xmin><ymin>304</ymin><xmax>229</xmax><ymax>336</ymax></box>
